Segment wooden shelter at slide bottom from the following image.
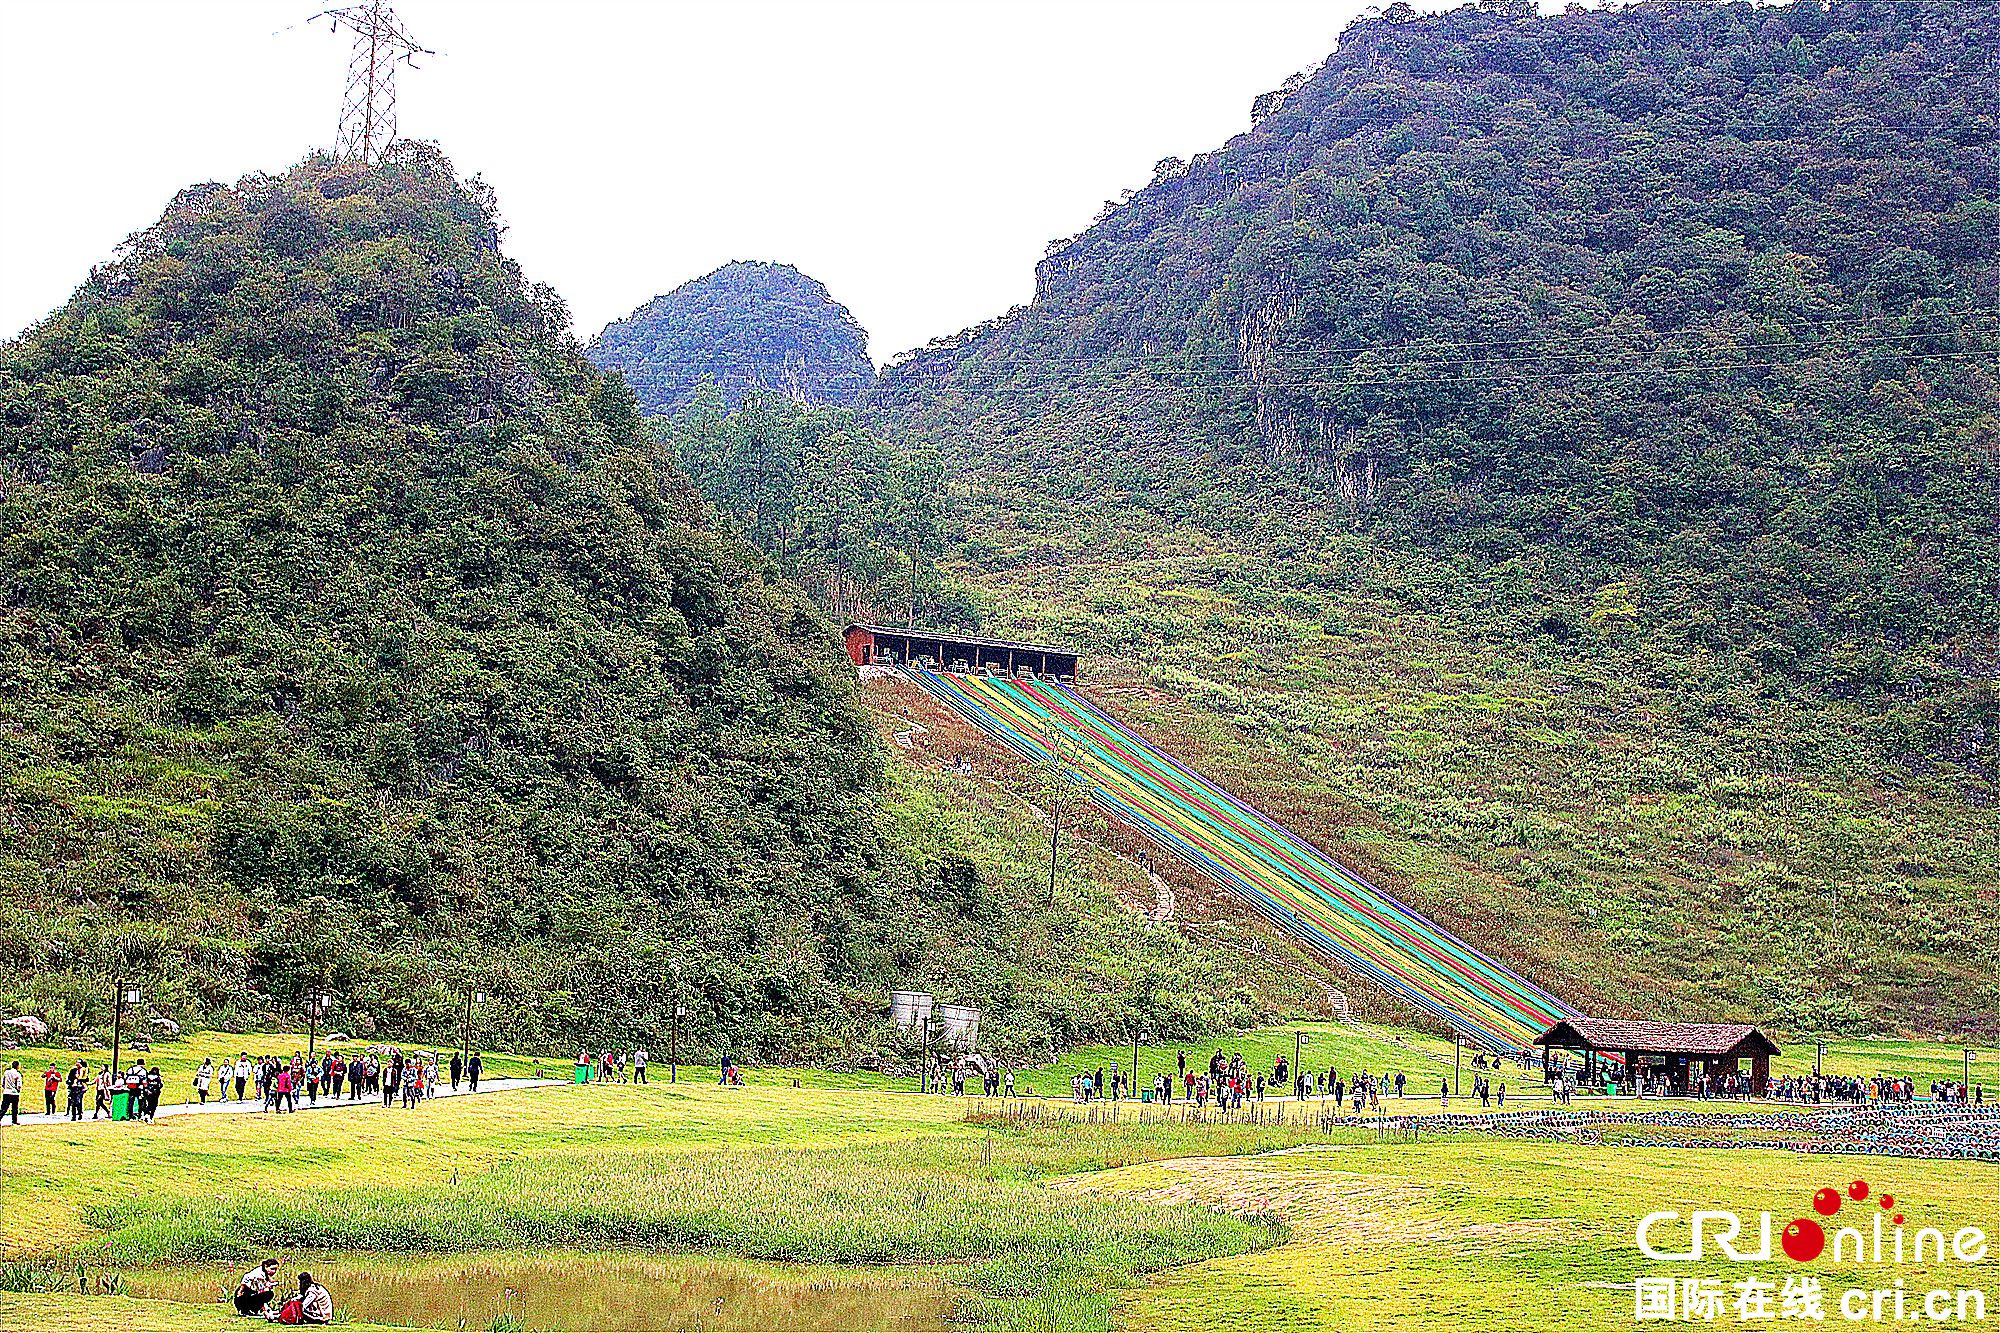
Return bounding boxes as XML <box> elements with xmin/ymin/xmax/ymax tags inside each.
<box><xmin>844</xmin><ymin>624</ymin><xmax>1079</xmax><ymax>681</ymax></box>
<box><xmin>1535</xmin><ymin>1018</ymin><xmax>1780</xmax><ymax>1095</ymax></box>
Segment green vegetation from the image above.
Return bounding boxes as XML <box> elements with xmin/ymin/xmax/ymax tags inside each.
<box><xmin>6</xmin><ymin>1082</ymin><xmax>1303</xmax><ymax>1331</ymax></box>
<box><xmin>0</xmin><ymin>147</ymin><xmax>901</xmax><ymax>1056</ymax></box>
<box><xmin>868</xmin><ymin>0</ymin><xmax>2000</xmax><ymax>1038</ymax></box>
<box><xmin>0</xmin><ymin>148</ymin><xmax>1314</xmax><ymax>1065</ymax></box>
<box><xmin>657</xmin><ymin>389</ymin><xmax>970</xmax><ymax>627</ymax></box>
<box><xmin>586</xmin><ymin>261</ymin><xmax>873</xmax><ymax>414</ymax></box>
<box><xmin>9</xmin><ymin>1075</ymin><xmax>1991</xmax><ymax>1332</ymax></box>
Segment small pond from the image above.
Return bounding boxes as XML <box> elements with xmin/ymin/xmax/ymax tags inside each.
<box><xmin>124</xmin><ymin>1250</ymin><xmax>961</xmax><ymax>1331</ymax></box>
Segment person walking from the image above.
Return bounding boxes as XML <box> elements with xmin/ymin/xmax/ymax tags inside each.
<box><xmin>232</xmin><ymin>1053</ymin><xmax>249</xmax><ymax>1101</ymax></box>
<box><xmin>66</xmin><ymin>1060</ymin><xmax>88</xmax><ymax>1120</ymax></box>
<box><xmin>634</xmin><ymin>1048</ymin><xmax>648</xmax><ymax>1085</ymax></box>
<box><xmin>0</xmin><ymin>1061</ymin><xmax>20</xmax><ymax>1124</ymax></box>
<box><xmin>328</xmin><ymin>1054</ymin><xmax>345</xmax><ymax>1099</ymax></box>
<box><xmin>467</xmin><ymin>1051</ymin><xmax>481</xmax><ymax>1092</ymax></box>
<box><xmin>273</xmin><ymin>1065</ymin><xmax>293</xmax><ymax>1114</ymax></box>
<box><xmin>194</xmin><ymin>1057</ymin><xmax>214</xmax><ymax>1105</ymax></box>
<box><xmin>1440</xmin><ymin>1078</ymin><xmax>1449</xmax><ymax>1109</ymax></box>
<box><xmin>42</xmin><ymin>1064</ymin><xmax>60</xmax><ymax>1116</ymax></box>
<box><xmin>450</xmin><ymin>1051</ymin><xmax>463</xmax><ymax>1091</ymax></box>
<box><xmin>92</xmin><ymin>1064</ymin><xmax>112</xmax><ymax>1119</ymax></box>
<box><xmin>141</xmin><ymin>1064</ymin><xmax>164</xmax><ymax>1121</ymax></box>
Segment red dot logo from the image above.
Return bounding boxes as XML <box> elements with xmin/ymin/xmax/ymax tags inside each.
<box><xmin>1812</xmin><ymin>1187</ymin><xmax>1842</xmax><ymax>1216</ymax></box>
<box><xmin>1880</xmin><ymin>1194</ymin><xmax>1896</xmax><ymax>1210</ymax></box>
<box><xmin>1893</xmin><ymin>1214</ymin><xmax>1905</xmax><ymax>1225</ymax></box>
<box><xmin>1783</xmin><ymin>1218</ymin><xmax>1826</xmax><ymax>1262</ymax></box>
<box><xmin>1848</xmin><ymin>1180</ymin><xmax>1870</xmax><ymax>1201</ymax></box>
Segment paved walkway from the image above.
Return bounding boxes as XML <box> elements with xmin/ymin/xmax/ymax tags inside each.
<box><xmin>2</xmin><ymin>1076</ymin><xmax>564</xmax><ymax>1129</ymax></box>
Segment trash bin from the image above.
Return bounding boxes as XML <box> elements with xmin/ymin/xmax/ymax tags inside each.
<box><xmin>573</xmin><ymin>1064</ymin><xmax>591</xmax><ymax>1085</ymax></box>
<box><xmin>110</xmin><ymin>1090</ymin><xmax>132</xmax><ymax>1121</ymax></box>
<box><xmin>1141</xmin><ymin>1089</ymin><xmax>1154</xmax><ymax>1104</ymax></box>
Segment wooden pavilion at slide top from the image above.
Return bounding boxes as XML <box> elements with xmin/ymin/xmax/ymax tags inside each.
<box><xmin>1536</xmin><ymin>1018</ymin><xmax>1781</xmax><ymax>1095</ymax></box>
<box><xmin>844</xmin><ymin>624</ymin><xmax>1080</xmax><ymax>681</ymax></box>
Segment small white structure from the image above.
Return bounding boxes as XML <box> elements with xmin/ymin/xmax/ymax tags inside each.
<box><xmin>889</xmin><ymin>990</ymin><xmax>934</xmax><ymax>1028</ymax></box>
<box><xmin>935</xmin><ymin>1003</ymin><xmax>981</xmax><ymax>1050</ymax></box>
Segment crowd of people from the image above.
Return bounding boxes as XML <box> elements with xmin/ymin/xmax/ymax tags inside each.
<box><xmin>580</xmin><ymin>1048</ymin><xmax>650</xmax><ymax>1082</ymax></box>
<box><xmin>192</xmin><ymin>1047</ymin><xmax>485</xmax><ymax>1111</ymax></box>
<box><xmin>0</xmin><ymin>1047</ymin><xmax>488</xmax><ymax>1124</ymax></box>
<box><xmin>1056</xmin><ymin>1048</ymin><xmax>1500</xmax><ymax>1113</ymax></box>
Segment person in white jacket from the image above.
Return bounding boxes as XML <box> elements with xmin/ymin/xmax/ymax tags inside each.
<box><xmin>296</xmin><ymin>1272</ymin><xmax>333</xmax><ymax>1324</ymax></box>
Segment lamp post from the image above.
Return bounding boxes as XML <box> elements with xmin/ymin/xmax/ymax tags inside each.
<box><xmin>306</xmin><ymin>993</ymin><xmax>333</xmax><ymax>1062</ymax></box>
<box><xmin>670</xmin><ymin>962</ymin><xmax>683</xmax><ymax>1085</ymax></box>
<box><xmin>1454</xmin><ymin>1033</ymin><xmax>1462</xmax><ymax>1096</ymax></box>
<box><xmin>460</xmin><ymin>988</ymin><xmax>487</xmax><ymax>1071</ymax></box>
<box><xmin>1133</xmin><ymin>1030</ymin><xmax>1147</xmax><ymax>1101</ymax></box>
<box><xmin>1294</xmin><ymin>1030</ymin><xmax>1308</xmax><ymax>1096</ymax></box>
<box><xmin>1815</xmin><ymin>1040</ymin><xmax>1825</xmax><ymax>1103</ymax></box>
<box><xmin>109</xmin><ymin>982</ymin><xmax>140</xmax><ymax>1085</ymax></box>
<box><xmin>1966</xmin><ymin>1048</ymin><xmax>1974</xmax><ymax>1098</ymax></box>
<box><xmin>920</xmin><ymin>1012</ymin><xmax>939</xmax><ymax>1094</ymax></box>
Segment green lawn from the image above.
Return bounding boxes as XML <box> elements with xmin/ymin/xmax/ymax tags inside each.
<box><xmin>9</xmin><ymin>1062</ymin><xmax>1991</xmax><ymax>1333</ymax></box>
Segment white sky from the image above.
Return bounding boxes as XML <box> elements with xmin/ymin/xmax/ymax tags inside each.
<box><xmin>1</xmin><ymin>0</ymin><xmax>1389</xmax><ymax>362</ymax></box>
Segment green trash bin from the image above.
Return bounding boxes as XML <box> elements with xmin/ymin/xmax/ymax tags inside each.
<box><xmin>573</xmin><ymin>1064</ymin><xmax>591</xmax><ymax>1085</ymax></box>
<box><xmin>1141</xmin><ymin>1089</ymin><xmax>1154</xmax><ymax>1104</ymax></box>
<box><xmin>109</xmin><ymin>1090</ymin><xmax>132</xmax><ymax>1121</ymax></box>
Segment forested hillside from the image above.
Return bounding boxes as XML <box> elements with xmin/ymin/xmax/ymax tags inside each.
<box><xmin>655</xmin><ymin>388</ymin><xmax>973</xmax><ymax>628</ymax></box>
<box><xmin>588</xmin><ymin>261</ymin><xmax>873</xmax><ymax>414</ymax></box>
<box><xmin>872</xmin><ymin>0</ymin><xmax>2000</xmax><ymax>1036</ymax></box>
<box><xmin>0</xmin><ymin>150</ymin><xmax>1276</xmax><ymax>1059</ymax></box>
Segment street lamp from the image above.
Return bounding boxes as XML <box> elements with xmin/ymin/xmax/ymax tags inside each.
<box><xmin>306</xmin><ymin>993</ymin><xmax>333</xmax><ymax>1061</ymax></box>
<box><xmin>1965</xmin><ymin>1048</ymin><xmax>1974</xmax><ymax>1099</ymax></box>
<box><xmin>1455</xmin><ymin>1033</ymin><xmax>1462</xmax><ymax>1097</ymax></box>
<box><xmin>671</xmin><ymin>962</ymin><xmax>683</xmax><ymax>1085</ymax></box>
<box><xmin>109</xmin><ymin>982</ymin><xmax>141</xmax><ymax>1084</ymax></box>
<box><xmin>920</xmin><ymin>1012</ymin><xmax>940</xmax><ymax>1094</ymax></box>
<box><xmin>1815</xmin><ymin>1040</ymin><xmax>1825</xmax><ymax>1103</ymax></box>
<box><xmin>1133</xmin><ymin>1030</ymin><xmax>1148</xmax><ymax>1101</ymax></box>
<box><xmin>462</xmin><ymin>989</ymin><xmax>487</xmax><ymax>1070</ymax></box>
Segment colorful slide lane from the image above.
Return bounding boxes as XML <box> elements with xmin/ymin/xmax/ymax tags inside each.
<box><xmin>905</xmin><ymin>669</ymin><xmax>1578</xmax><ymax>1052</ymax></box>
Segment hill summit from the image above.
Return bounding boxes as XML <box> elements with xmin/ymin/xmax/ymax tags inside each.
<box><xmin>0</xmin><ymin>148</ymin><xmax>892</xmax><ymax>1046</ymax></box>
<box><xmin>587</xmin><ymin>260</ymin><xmax>872</xmax><ymax>414</ymax></box>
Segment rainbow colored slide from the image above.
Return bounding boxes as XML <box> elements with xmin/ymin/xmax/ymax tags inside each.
<box><xmin>905</xmin><ymin>669</ymin><xmax>1577</xmax><ymax>1051</ymax></box>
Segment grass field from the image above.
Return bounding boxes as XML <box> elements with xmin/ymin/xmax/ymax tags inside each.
<box><xmin>7</xmin><ymin>1056</ymin><xmax>1996</xmax><ymax>1333</ymax></box>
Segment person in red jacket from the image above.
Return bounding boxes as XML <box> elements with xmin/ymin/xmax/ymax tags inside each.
<box><xmin>43</xmin><ymin>1065</ymin><xmax>60</xmax><ymax>1116</ymax></box>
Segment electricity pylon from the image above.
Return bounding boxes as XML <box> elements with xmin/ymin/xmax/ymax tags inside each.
<box><xmin>312</xmin><ymin>0</ymin><xmax>431</xmax><ymax>163</ymax></box>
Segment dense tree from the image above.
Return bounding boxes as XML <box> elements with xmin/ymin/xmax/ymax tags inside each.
<box><xmin>658</xmin><ymin>387</ymin><xmax>971</xmax><ymax>628</ymax></box>
<box><xmin>0</xmin><ymin>149</ymin><xmax>894</xmax><ymax>1050</ymax></box>
<box><xmin>587</xmin><ymin>261</ymin><xmax>873</xmax><ymax>415</ymax></box>
<box><xmin>874</xmin><ymin>0</ymin><xmax>2000</xmax><ymax>779</ymax></box>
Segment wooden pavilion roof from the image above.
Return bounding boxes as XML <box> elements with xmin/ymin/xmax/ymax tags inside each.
<box><xmin>1534</xmin><ymin>1017</ymin><xmax>1780</xmax><ymax>1058</ymax></box>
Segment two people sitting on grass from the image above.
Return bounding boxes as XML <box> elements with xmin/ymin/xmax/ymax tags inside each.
<box><xmin>233</xmin><ymin>1259</ymin><xmax>332</xmax><ymax>1324</ymax></box>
